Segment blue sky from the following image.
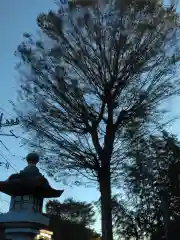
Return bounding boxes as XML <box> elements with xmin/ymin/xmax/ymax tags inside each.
<box><xmin>0</xmin><ymin>0</ymin><xmax>100</xmax><ymax>231</ymax></box>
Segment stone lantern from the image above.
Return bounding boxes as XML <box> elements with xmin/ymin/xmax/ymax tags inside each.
<box><xmin>0</xmin><ymin>152</ymin><xmax>63</xmax><ymax>240</ymax></box>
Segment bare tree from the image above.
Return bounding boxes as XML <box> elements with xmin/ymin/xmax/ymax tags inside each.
<box><xmin>15</xmin><ymin>1</ymin><xmax>180</xmax><ymax>240</ymax></box>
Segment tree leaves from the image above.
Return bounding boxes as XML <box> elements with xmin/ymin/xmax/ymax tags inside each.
<box><xmin>123</xmin><ymin>132</ymin><xmax>180</xmax><ymax>238</ymax></box>
<box><xmin>15</xmin><ymin>2</ymin><xmax>180</xmax><ymax>238</ymax></box>
<box><xmin>46</xmin><ymin>198</ymin><xmax>96</xmax><ymax>227</ymax></box>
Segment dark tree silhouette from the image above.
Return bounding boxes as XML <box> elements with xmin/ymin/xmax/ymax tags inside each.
<box><xmin>49</xmin><ymin>216</ymin><xmax>100</xmax><ymax>240</ymax></box>
<box><xmin>45</xmin><ymin>198</ymin><xmax>100</xmax><ymax>240</ymax></box>
<box><xmin>112</xmin><ymin>196</ymin><xmax>150</xmax><ymax>240</ymax></box>
<box><xmin>122</xmin><ymin>131</ymin><xmax>180</xmax><ymax>239</ymax></box>
<box><xmin>46</xmin><ymin>198</ymin><xmax>95</xmax><ymax>227</ymax></box>
<box><xmin>15</xmin><ymin>1</ymin><xmax>180</xmax><ymax>240</ymax></box>
<box><xmin>151</xmin><ymin>218</ymin><xmax>180</xmax><ymax>240</ymax></box>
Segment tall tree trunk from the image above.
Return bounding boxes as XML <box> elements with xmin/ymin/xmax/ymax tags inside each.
<box><xmin>99</xmin><ymin>168</ymin><xmax>113</xmax><ymax>240</ymax></box>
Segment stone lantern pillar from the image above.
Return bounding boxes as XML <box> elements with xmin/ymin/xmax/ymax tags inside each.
<box><xmin>0</xmin><ymin>153</ymin><xmax>63</xmax><ymax>240</ymax></box>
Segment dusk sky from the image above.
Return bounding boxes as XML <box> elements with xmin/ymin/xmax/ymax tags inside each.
<box><xmin>0</xmin><ymin>0</ymin><xmax>180</xmax><ymax>233</ymax></box>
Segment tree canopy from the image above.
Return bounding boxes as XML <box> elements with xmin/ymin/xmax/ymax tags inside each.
<box><xmin>111</xmin><ymin>131</ymin><xmax>180</xmax><ymax>239</ymax></box>
<box><xmin>45</xmin><ymin>198</ymin><xmax>100</xmax><ymax>240</ymax></box>
<box><xmin>15</xmin><ymin>1</ymin><xmax>180</xmax><ymax>240</ymax></box>
<box><xmin>16</xmin><ymin>0</ymin><xmax>180</xmax><ymax>186</ymax></box>
<box><xmin>46</xmin><ymin>198</ymin><xmax>95</xmax><ymax>226</ymax></box>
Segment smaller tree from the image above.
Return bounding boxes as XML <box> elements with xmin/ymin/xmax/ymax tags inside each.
<box><xmin>123</xmin><ymin>131</ymin><xmax>180</xmax><ymax>239</ymax></box>
<box><xmin>49</xmin><ymin>217</ymin><xmax>100</xmax><ymax>240</ymax></box>
<box><xmin>112</xmin><ymin>197</ymin><xmax>140</xmax><ymax>240</ymax></box>
<box><xmin>46</xmin><ymin>198</ymin><xmax>99</xmax><ymax>240</ymax></box>
<box><xmin>46</xmin><ymin>198</ymin><xmax>96</xmax><ymax>226</ymax></box>
<box><xmin>151</xmin><ymin>218</ymin><xmax>180</xmax><ymax>240</ymax></box>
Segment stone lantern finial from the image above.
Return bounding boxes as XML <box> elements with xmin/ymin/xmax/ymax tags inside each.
<box><xmin>26</xmin><ymin>152</ymin><xmax>39</xmax><ymax>165</ymax></box>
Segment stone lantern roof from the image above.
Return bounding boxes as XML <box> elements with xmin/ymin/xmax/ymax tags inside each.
<box><xmin>0</xmin><ymin>152</ymin><xmax>63</xmax><ymax>198</ymax></box>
